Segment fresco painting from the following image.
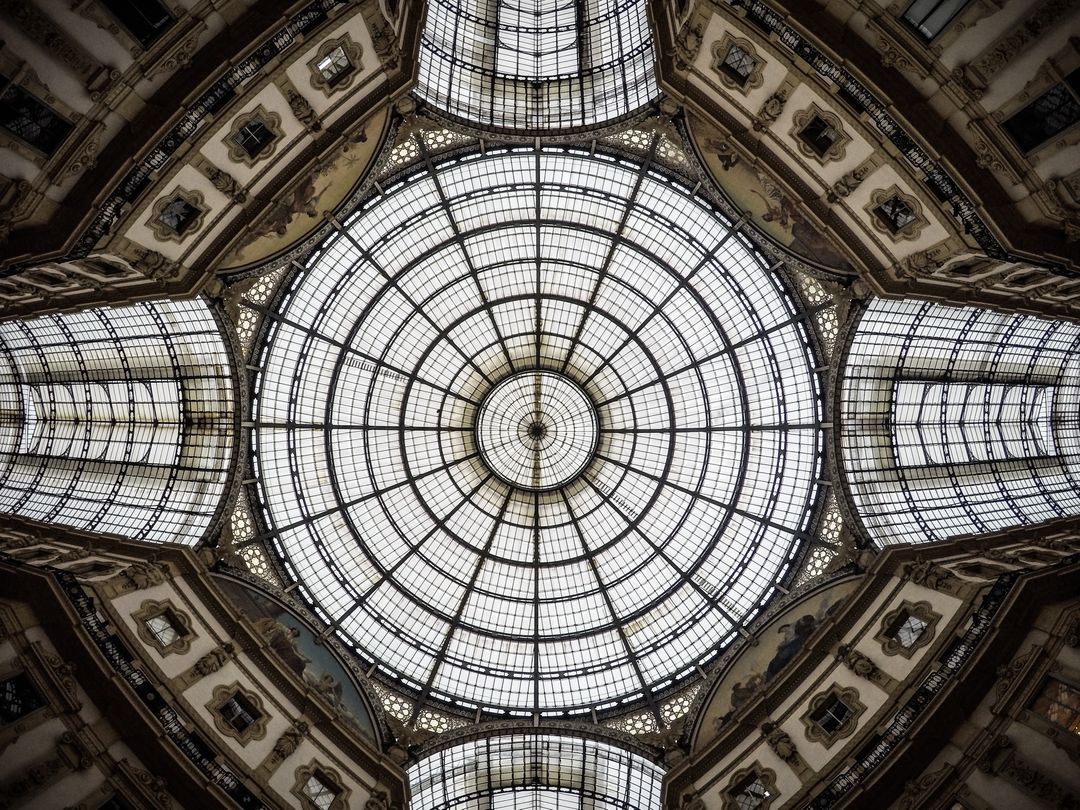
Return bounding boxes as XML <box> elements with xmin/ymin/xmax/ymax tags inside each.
<box><xmin>697</xmin><ymin>578</ymin><xmax>859</xmax><ymax>746</ymax></box>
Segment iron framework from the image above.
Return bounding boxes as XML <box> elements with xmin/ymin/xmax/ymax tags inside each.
<box><xmin>249</xmin><ymin>145</ymin><xmax>825</xmax><ymax>718</ymax></box>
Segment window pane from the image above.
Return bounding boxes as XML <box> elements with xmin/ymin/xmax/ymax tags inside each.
<box><xmin>0</xmin><ymin>78</ymin><xmax>72</xmax><ymax>155</ymax></box>
<box><xmin>416</xmin><ymin>0</ymin><xmax>659</xmax><ymax>130</ymax></box>
<box><xmin>0</xmin><ymin>673</ymin><xmax>44</xmax><ymax>724</ymax></box>
<box><xmin>903</xmin><ymin>0</ymin><xmax>967</xmax><ymax>40</ymax></box>
<box><xmin>1003</xmin><ymin>76</ymin><xmax>1080</xmax><ymax>153</ymax></box>
<box><xmin>101</xmin><ymin>0</ymin><xmax>173</xmax><ymax>46</ymax></box>
<box><xmin>146</xmin><ymin>612</ymin><xmax>180</xmax><ymax>645</ymax></box>
<box><xmin>303</xmin><ymin>775</ymin><xmax>337</xmax><ymax>810</ymax></box>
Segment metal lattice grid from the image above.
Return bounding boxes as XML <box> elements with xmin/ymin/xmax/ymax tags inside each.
<box><xmin>408</xmin><ymin>734</ymin><xmax>664</xmax><ymax>810</ymax></box>
<box><xmin>416</xmin><ymin>0</ymin><xmax>659</xmax><ymax>132</ymax></box>
<box><xmin>839</xmin><ymin>298</ymin><xmax>1080</xmax><ymax>546</ymax></box>
<box><xmin>0</xmin><ymin>298</ymin><xmax>235</xmax><ymax>545</ymax></box>
<box><xmin>251</xmin><ymin>146</ymin><xmax>825</xmax><ymax>717</ymax></box>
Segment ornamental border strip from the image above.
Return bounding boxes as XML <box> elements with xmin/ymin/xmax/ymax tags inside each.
<box><xmin>2</xmin><ymin>0</ymin><xmax>348</xmax><ymax>276</ymax></box>
<box><xmin>809</xmin><ymin>551</ymin><xmax>1080</xmax><ymax>807</ymax></box>
<box><xmin>725</xmin><ymin>0</ymin><xmax>1068</xmax><ymax>274</ymax></box>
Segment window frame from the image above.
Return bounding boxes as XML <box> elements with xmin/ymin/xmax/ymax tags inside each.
<box><xmin>0</xmin><ymin>669</ymin><xmax>47</xmax><ymax>728</ymax></box>
<box><xmin>1001</xmin><ymin>69</ymin><xmax>1080</xmax><ymax>155</ymax></box>
<box><xmin>875</xmin><ymin>599</ymin><xmax>940</xmax><ymax>658</ymax></box>
<box><xmin>224</xmin><ymin>105</ymin><xmax>284</xmax><ymax>166</ymax></box>
<box><xmin>791</xmin><ymin>103</ymin><xmax>851</xmax><ymax>164</ymax></box>
<box><xmin>98</xmin><ymin>0</ymin><xmax>175</xmax><ymax>48</ymax></box>
<box><xmin>207</xmin><ymin>683</ymin><xmax>269</xmax><ymax>745</ymax></box>
<box><xmin>147</xmin><ymin>187</ymin><xmax>207</xmax><ymax>242</ymax></box>
<box><xmin>307</xmin><ymin>35</ymin><xmax>362</xmax><ymax>95</ymax></box>
<box><xmin>901</xmin><ymin>0</ymin><xmax>969</xmax><ymax>43</ymax></box>
<box><xmin>292</xmin><ymin>762</ymin><xmax>350</xmax><ymax>810</ymax></box>
<box><xmin>0</xmin><ymin>74</ymin><xmax>75</xmax><ymax>158</ymax></box>
<box><xmin>800</xmin><ymin>684</ymin><xmax>866</xmax><ymax>749</ymax></box>
<box><xmin>721</xmin><ymin>764</ymin><xmax>778</xmax><ymax>810</ymax></box>
<box><xmin>711</xmin><ymin>34</ymin><xmax>765</xmax><ymax>94</ymax></box>
<box><xmin>133</xmin><ymin>598</ymin><xmax>194</xmax><ymax>656</ymax></box>
<box><xmin>866</xmin><ymin>185</ymin><xmax>928</xmax><ymax>241</ymax></box>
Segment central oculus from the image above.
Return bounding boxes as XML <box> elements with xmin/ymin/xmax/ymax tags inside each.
<box><xmin>476</xmin><ymin>370</ymin><xmax>598</xmax><ymax>491</ymax></box>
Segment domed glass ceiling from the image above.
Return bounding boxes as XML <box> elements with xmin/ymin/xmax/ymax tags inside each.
<box><xmin>251</xmin><ymin>146</ymin><xmax>824</xmax><ymax>716</ymax></box>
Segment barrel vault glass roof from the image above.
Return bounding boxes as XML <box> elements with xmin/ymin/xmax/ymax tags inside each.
<box><xmin>415</xmin><ymin>0</ymin><xmax>659</xmax><ymax>132</ymax></box>
<box><xmin>250</xmin><ymin>146</ymin><xmax>825</xmax><ymax>718</ymax></box>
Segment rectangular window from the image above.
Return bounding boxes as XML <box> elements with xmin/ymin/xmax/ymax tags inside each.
<box><xmin>886</xmin><ymin>609</ymin><xmax>928</xmax><ymax>648</ymax></box>
<box><xmin>891</xmin><ymin>382</ymin><xmax>1055</xmax><ymax>467</ymax></box>
<box><xmin>1003</xmin><ymin>69</ymin><xmax>1080</xmax><ymax>153</ymax></box>
<box><xmin>721</xmin><ymin>45</ymin><xmax>757</xmax><ymax>87</ymax></box>
<box><xmin>100</xmin><ymin>0</ymin><xmax>173</xmax><ymax>47</ymax></box>
<box><xmin>157</xmin><ymin>196</ymin><xmax>201</xmax><ymax>236</ymax></box>
<box><xmin>811</xmin><ymin>695</ymin><xmax>853</xmax><ymax>736</ymax></box>
<box><xmin>19</xmin><ymin>380</ymin><xmax>183</xmax><ymax>466</ymax></box>
<box><xmin>99</xmin><ymin>796</ymin><xmax>136</xmax><ymax>810</ymax></box>
<box><xmin>0</xmin><ymin>672</ymin><xmax>44</xmax><ymax>724</ymax></box>
<box><xmin>1029</xmin><ymin>677</ymin><xmax>1080</xmax><ymax>735</ymax></box>
<box><xmin>731</xmin><ymin>774</ymin><xmax>771</xmax><ymax>810</ymax></box>
<box><xmin>232</xmin><ymin>119</ymin><xmax>275</xmax><ymax>158</ymax></box>
<box><xmin>317</xmin><ymin>47</ymin><xmax>354</xmax><ymax>87</ymax></box>
<box><xmin>0</xmin><ymin>77</ymin><xmax>73</xmax><ymax>155</ymax></box>
<box><xmin>145</xmin><ymin>610</ymin><xmax>182</xmax><ymax>646</ymax></box>
<box><xmin>219</xmin><ymin>692</ymin><xmax>261</xmax><ymax>734</ymax></box>
<box><xmin>302</xmin><ymin>773</ymin><xmax>340</xmax><ymax>810</ymax></box>
<box><xmin>902</xmin><ymin>0</ymin><xmax>968</xmax><ymax>41</ymax></box>
<box><xmin>874</xmin><ymin>196</ymin><xmax>917</xmax><ymax>233</ymax></box>
<box><xmin>494</xmin><ymin>0</ymin><xmax>579</xmax><ymax>79</ymax></box>
<box><xmin>799</xmin><ymin>115</ymin><xmax>841</xmax><ymax>157</ymax></box>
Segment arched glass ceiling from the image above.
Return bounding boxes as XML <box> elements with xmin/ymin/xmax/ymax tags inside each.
<box><xmin>840</xmin><ymin>298</ymin><xmax>1080</xmax><ymax>546</ymax></box>
<box><xmin>0</xmin><ymin>297</ymin><xmax>235</xmax><ymax>544</ymax></box>
<box><xmin>416</xmin><ymin>0</ymin><xmax>658</xmax><ymax>132</ymax></box>
<box><xmin>408</xmin><ymin>733</ymin><xmax>664</xmax><ymax>810</ymax></box>
<box><xmin>251</xmin><ymin>147</ymin><xmax>824</xmax><ymax>716</ymax></box>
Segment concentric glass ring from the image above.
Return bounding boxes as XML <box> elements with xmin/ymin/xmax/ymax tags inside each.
<box><xmin>252</xmin><ymin>147</ymin><xmax>824</xmax><ymax>716</ymax></box>
<box><xmin>476</xmin><ymin>370</ymin><xmax>598</xmax><ymax>491</ymax></box>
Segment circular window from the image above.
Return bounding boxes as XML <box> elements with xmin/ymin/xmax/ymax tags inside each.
<box><xmin>252</xmin><ymin>147</ymin><xmax>824</xmax><ymax>716</ymax></box>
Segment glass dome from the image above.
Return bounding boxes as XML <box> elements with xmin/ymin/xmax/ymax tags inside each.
<box><xmin>250</xmin><ymin>146</ymin><xmax>824</xmax><ymax>717</ymax></box>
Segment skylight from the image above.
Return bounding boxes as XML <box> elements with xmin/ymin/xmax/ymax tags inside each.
<box><xmin>251</xmin><ymin>147</ymin><xmax>824</xmax><ymax>716</ymax></box>
<box><xmin>416</xmin><ymin>0</ymin><xmax>659</xmax><ymax>132</ymax></box>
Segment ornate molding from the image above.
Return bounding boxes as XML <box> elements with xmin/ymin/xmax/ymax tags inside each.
<box><xmin>307</xmin><ymin>33</ymin><xmax>363</xmax><ymax>94</ymax></box>
<box><xmin>753</xmin><ymin>88</ymin><xmax>789</xmax><ymax>132</ymax></box>
<box><xmin>962</xmin><ymin>0</ymin><xmax>1077</xmax><ymax>91</ymax></box>
<box><xmin>761</xmin><ymin>720</ymin><xmax>813</xmax><ymax>782</ymax></box>
<box><xmin>978</xmin><ymin>735</ymin><xmax>1079</xmax><ymax>807</ymax></box>
<box><xmin>291</xmin><ymin>761</ymin><xmax>352</xmax><ymax>810</ymax></box>
<box><xmin>835</xmin><ymin>644</ymin><xmax>899</xmax><ymax>691</ymax></box>
<box><xmin>710</xmin><ymin>33</ymin><xmax>765</xmax><ymax>93</ymax></box>
<box><xmin>791</xmin><ymin>102</ymin><xmax>852</xmax><ymax>164</ymax></box>
<box><xmin>146</xmin><ymin>187</ymin><xmax>208</xmax><ymax>243</ymax></box>
<box><xmin>721</xmin><ymin>764</ymin><xmax>778</xmax><ymax>810</ymax></box>
<box><xmin>286</xmin><ymin>87</ymin><xmax>322</xmax><ymax>133</ymax></box>
<box><xmin>224</xmin><ymin>105</ymin><xmax>285</xmax><ymax>167</ymax></box>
